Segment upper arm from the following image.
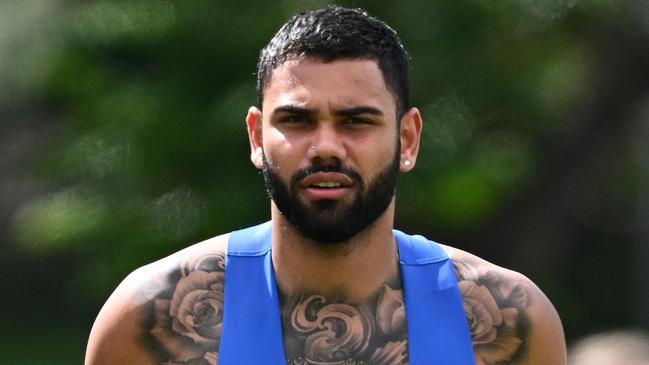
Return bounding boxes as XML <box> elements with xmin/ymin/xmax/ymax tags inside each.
<box><xmin>85</xmin><ymin>235</ymin><xmax>229</xmax><ymax>365</ymax></box>
<box><xmin>520</xmin><ymin>281</ymin><xmax>567</xmax><ymax>365</ymax></box>
<box><xmin>450</xmin><ymin>249</ymin><xmax>567</xmax><ymax>365</ymax></box>
<box><xmin>85</xmin><ymin>270</ymin><xmax>159</xmax><ymax>365</ymax></box>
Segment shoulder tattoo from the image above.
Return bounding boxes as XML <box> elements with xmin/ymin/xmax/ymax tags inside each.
<box><xmin>453</xmin><ymin>259</ymin><xmax>530</xmax><ymax>365</ymax></box>
<box><xmin>281</xmin><ymin>282</ymin><xmax>409</xmax><ymax>365</ymax></box>
<box><xmin>143</xmin><ymin>251</ymin><xmax>226</xmax><ymax>365</ymax></box>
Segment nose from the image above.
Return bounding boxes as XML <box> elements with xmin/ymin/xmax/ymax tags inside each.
<box><xmin>307</xmin><ymin>123</ymin><xmax>347</xmax><ymax>163</ymax></box>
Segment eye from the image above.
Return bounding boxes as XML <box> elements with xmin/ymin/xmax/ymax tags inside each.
<box><xmin>343</xmin><ymin>117</ymin><xmax>373</xmax><ymax>126</ymax></box>
<box><xmin>281</xmin><ymin>114</ymin><xmax>309</xmax><ymax>124</ymax></box>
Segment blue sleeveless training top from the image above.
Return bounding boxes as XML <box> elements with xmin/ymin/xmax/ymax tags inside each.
<box><xmin>218</xmin><ymin>222</ymin><xmax>475</xmax><ymax>364</ymax></box>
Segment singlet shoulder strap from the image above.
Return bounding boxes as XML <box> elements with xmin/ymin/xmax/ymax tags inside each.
<box><xmin>393</xmin><ymin>229</ymin><xmax>449</xmax><ymax>265</ymax></box>
<box><xmin>218</xmin><ymin>221</ymin><xmax>286</xmax><ymax>364</ymax></box>
<box><xmin>226</xmin><ymin>221</ymin><xmax>272</xmax><ymax>256</ymax></box>
<box><xmin>394</xmin><ymin>230</ymin><xmax>476</xmax><ymax>365</ymax></box>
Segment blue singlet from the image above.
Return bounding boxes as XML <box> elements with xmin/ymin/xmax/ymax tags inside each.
<box><xmin>218</xmin><ymin>222</ymin><xmax>475</xmax><ymax>364</ymax></box>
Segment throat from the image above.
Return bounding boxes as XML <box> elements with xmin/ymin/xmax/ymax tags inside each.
<box><xmin>271</xmin><ymin>215</ymin><xmax>401</xmax><ymax>302</ymax></box>
<box><xmin>274</xmin><ymin>245</ymin><xmax>402</xmax><ymax>303</ymax></box>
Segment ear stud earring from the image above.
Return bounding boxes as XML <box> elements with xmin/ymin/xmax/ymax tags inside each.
<box><xmin>403</xmin><ymin>160</ymin><xmax>411</xmax><ymax>166</ymax></box>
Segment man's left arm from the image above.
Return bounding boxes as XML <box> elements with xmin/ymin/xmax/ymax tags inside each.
<box><xmin>451</xmin><ymin>252</ymin><xmax>567</xmax><ymax>365</ymax></box>
<box><xmin>518</xmin><ymin>277</ymin><xmax>567</xmax><ymax>365</ymax></box>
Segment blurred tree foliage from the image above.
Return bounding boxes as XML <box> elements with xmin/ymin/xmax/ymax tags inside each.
<box><xmin>1</xmin><ymin>0</ymin><xmax>648</xmax><ymax>362</ymax></box>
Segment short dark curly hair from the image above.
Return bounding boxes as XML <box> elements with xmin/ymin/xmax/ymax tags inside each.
<box><xmin>256</xmin><ymin>6</ymin><xmax>411</xmax><ymax>117</ymax></box>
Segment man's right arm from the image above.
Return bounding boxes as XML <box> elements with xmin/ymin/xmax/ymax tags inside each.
<box><xmin>84</xmin><ymin>266</ymin><xmax>160</xmax><ymax>365</ymax></box>
<box><xmin>85</xmin><ymin>235</ymin><xmax>228</xmax><ymax>365</ymax></box>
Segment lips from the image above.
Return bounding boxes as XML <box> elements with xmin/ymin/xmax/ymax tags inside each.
<box><xmin>300</xmin><ymin>172</ymin><xmax>354</xmax><ymax>188</ymax></box>
<box><xmin>300</xmin><ymin>172</ymin><xmax>354</xmax><ymax>200</ymax></box>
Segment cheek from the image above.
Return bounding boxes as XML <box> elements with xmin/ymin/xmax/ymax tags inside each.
<box><xmin>353</xmin><ymin>135</ymin><xmax>398</xmax><ymax>171</ymax></box>
<box><xmin>263</xmin><ymin>130</ymin><xmax>305</xmax><ymax>174</ymax></box>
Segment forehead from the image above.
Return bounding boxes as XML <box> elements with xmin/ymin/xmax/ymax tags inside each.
<box><xmin>262</xmin><ymin>58</ymin><xmax>396</xmax><ymax>114</ymax></box>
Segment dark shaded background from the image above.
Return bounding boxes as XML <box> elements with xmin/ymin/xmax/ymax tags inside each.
<box><xmin>1</xmin><ymin>1</ymin><xmax>647</xmax><ymax>363</ymax></box>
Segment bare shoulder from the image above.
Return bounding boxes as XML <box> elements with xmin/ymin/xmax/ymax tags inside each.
<box><xmin>443</xmin><ymin>245</ymin><xmax>567</xmax><ymax>365</ymax></box>
<box><xmin>85</xmin><ymin>233</ymin><xmax>230</xmax><ymax>365</ymax></box>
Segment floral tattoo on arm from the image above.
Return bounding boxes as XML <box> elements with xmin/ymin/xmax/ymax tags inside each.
<box><xmin>454</xmin><ymin>259</ymin><xmax>530</xmax><ymax>365</ymax></box>
<box><xmin>145</xmin><ymin>252</ymin><xmax>226</xmax><ymax>365</ymax></box>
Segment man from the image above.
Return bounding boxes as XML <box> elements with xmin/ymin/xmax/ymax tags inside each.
<box><xmin>85</xmin><ymin>6</ymin><xmax>566</xmax><ymax>365</ymax></box>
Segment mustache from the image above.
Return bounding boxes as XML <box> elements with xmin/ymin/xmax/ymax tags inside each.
<box><xmin>290</xmin><ymin>161</ymin><xmax>364</xmax><ymax>188</ymax></box>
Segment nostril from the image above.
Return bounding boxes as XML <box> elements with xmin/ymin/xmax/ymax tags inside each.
<box><xmin>308</xmin><ymin>138</ymin><xmax>348</xmax><ymax>162</ymax></box>
<box><xmin>310</xmin><ymin>155</ymin><xmax>343</xmax><ymax>167</ymax></box>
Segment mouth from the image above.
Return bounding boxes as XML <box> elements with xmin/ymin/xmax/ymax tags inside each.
<box><xmin>300</xmin><ymin>172</ymin><xmax>354</xmax><ymax>199</ymax></box>
<box><xmin>311</xmin><ymin>181</ymin><xmax>343</xmax><ymax>188</ymax></box>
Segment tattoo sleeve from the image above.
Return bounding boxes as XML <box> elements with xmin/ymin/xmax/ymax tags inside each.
<box><xmin>144</xmin><ymin>252</ymin><xmax>226</xmax><ymax>365</ymax></box>
<box><xmin>454</xmin><ymin>259</ymin><xmax>530</xmax><ymax>365</ymax></box>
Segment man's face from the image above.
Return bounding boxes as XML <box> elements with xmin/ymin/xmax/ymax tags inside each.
<box><xmin>252</xmin><ymin>58</ymin><xmax>404</xmax><ymax>243</ymax></box>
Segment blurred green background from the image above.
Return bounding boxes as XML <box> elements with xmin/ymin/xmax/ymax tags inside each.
<box><xmin>1</xmin><ymin>0</ymin><xmax>648</xmax><ymax>363</ymax></box>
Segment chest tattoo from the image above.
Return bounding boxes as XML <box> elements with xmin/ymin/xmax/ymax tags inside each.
<box><xmin>281</xmin><ymin>283</ymin><xmax>409</xmax><ymax>365</ymax></box>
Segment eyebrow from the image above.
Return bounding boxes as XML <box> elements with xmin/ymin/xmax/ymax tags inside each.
<box><xmin>271</xmin><ymin>105</ymin><xmax>385</xmax><ymax>117</ymax></box>
<box><xmin>334</xmin><ymin>106</ymin><xmax>385</xmax><ymax>117</ymax></box>
<box><xmin>272</xmin><ymin>105</ymin><xmax>311</xmax><ymax>116</ymax></box>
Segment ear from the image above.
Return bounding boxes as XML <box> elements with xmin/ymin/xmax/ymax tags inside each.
<box><xmin>246</xmin><ymin>106</ymin><xmax>264</xmax><ymax>169</ymax></box>
<box><xmin>399</xmin><ymin>107</ymin><xmax>423</xmax><ymax>172</ymax></box>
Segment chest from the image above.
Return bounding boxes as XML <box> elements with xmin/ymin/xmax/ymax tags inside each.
<box><xmin>280</xmin><ymin>285</ymin><xmax>409</xmax><ymax>365</ymax></box>
<box><xmin>220</xmin><ymin>225</ymin><xmax>474</xmax><ymax>364</ymax></box>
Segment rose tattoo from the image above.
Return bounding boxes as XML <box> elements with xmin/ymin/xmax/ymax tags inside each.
<box><xmin>454</xmin><ymin>260</ymin><xmax>529</xmax><ymax>365</ymax></box>
<box><xmin>148</xmin><ymin>252</ymin><xmax>225</xmax><ymax>365</ymax></box>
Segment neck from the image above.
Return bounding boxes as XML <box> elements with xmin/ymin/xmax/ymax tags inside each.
<box><xmin>270</xmin><ymin>201</ymin><xmax>400</xmax><ymax>304</ymax></box>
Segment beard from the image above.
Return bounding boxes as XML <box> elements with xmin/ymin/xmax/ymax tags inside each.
<box><xmin>262</xmin><ymin>147</ymin><xmax>400</xmax><ymax>244</ymax></box>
